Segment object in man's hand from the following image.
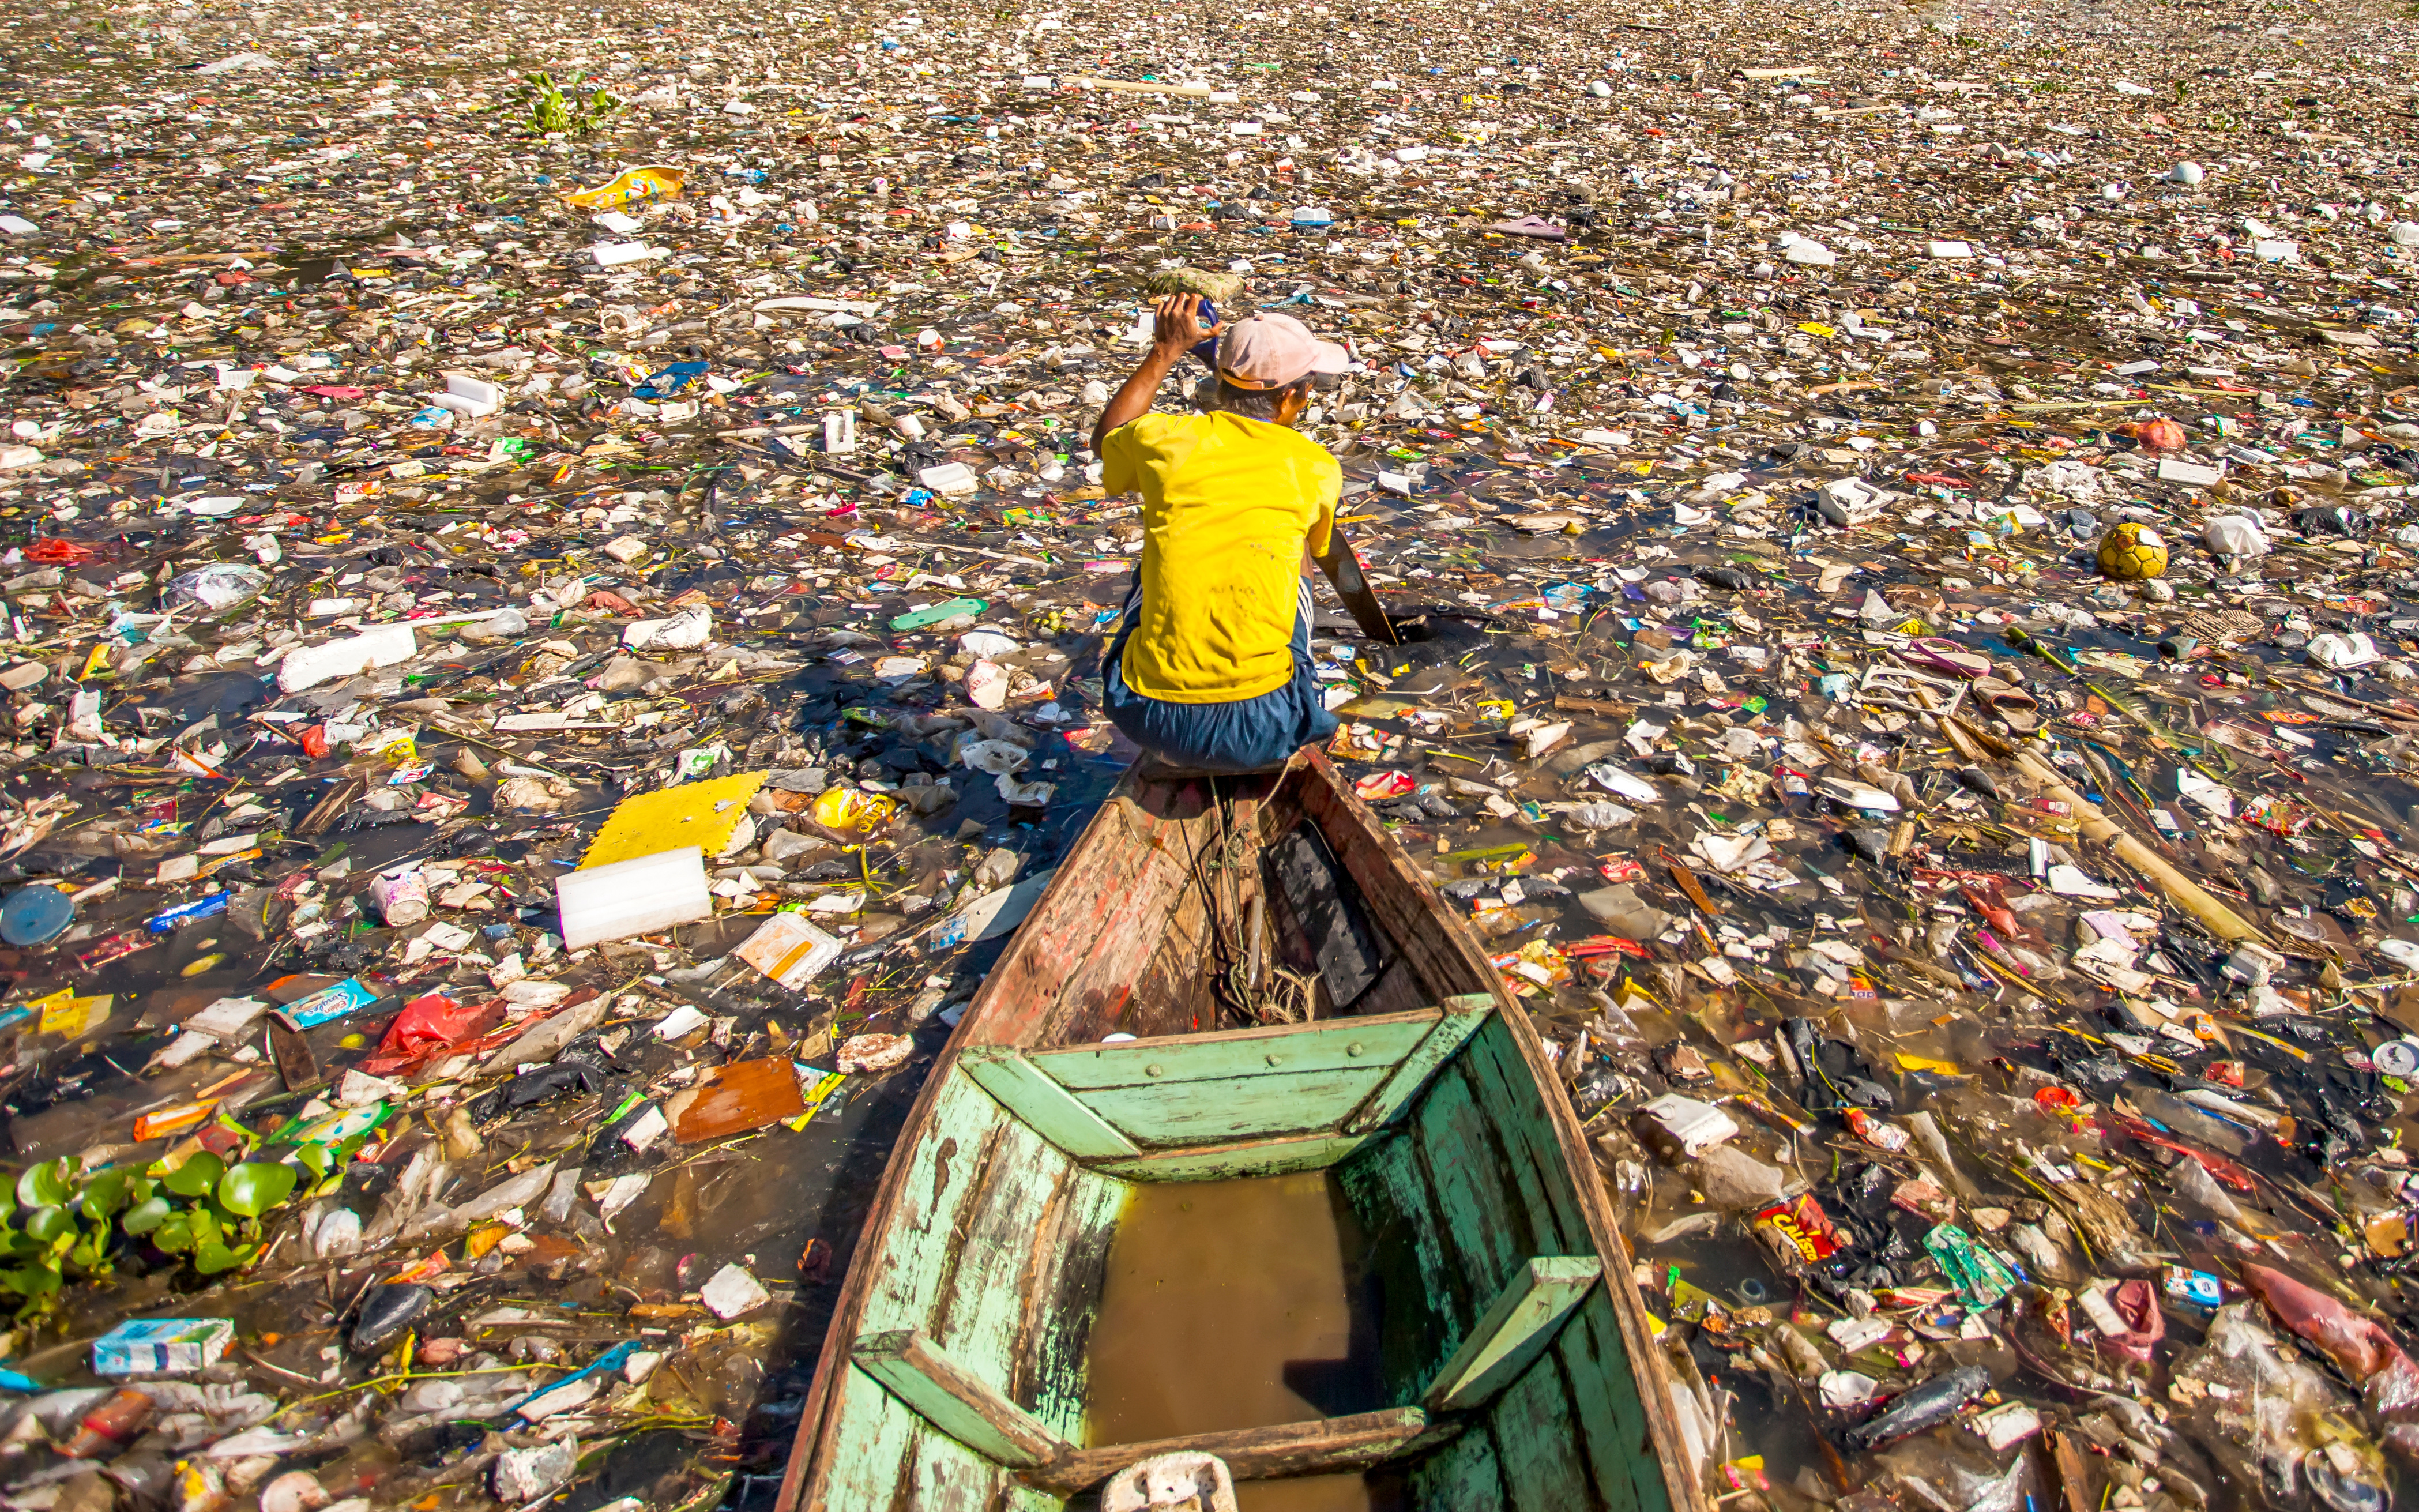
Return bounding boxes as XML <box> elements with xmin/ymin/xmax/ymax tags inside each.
<box><xmin>1143</xmin><ymin>268</ymin><xmax>1247</xmax><ymax>303</ymax></box>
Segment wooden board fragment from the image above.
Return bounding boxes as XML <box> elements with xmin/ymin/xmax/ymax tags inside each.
<box><xmin>851</xmin><ymin>1329</ymin><xmax>1071</xmax><ymax>1468</ymax></box>
<box><xmin>1422</xmin><ymin>1257</ymin><xmax>1604</xmax><ymax>1414</ymax></box>
<box><xmin>1021</xmin><ymin>1406</ymin><xmax>1443</xmax><ymax>1495</ymax></box>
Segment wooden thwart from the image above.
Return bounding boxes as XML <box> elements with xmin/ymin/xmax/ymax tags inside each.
<box><xmin>1021</xmin><ymin>1406</ymin><xmax>1442</xmax><ymax>1495</ymax></box>
<box><xmin>851</xmin><ymin>1329</ymin><xmax>1071</xmax><ymax>1468</ymax></box>
<box><xmin>1091</xmin><ymin>1129</ymin><xmax>1373</xmax><ymax>1182</ymax></box>
<box><xmin>958</xmin><ymin>1047</ymin><xmax>1142</xmax><ymax>1159</ymax></box>
<box><xmin>1421</xmin><ymin>1257</ymin><xmax>1604</xmax><ymax>1413</ymax></box>
<box><xmin>1341</xmin><ymin>993</ymin><xmax>1494</xmax><ymax>1133</ymax></box>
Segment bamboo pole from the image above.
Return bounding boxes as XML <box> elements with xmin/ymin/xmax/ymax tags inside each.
<box><xmin>2007</xmin><ymin>747</ymin><xmax>2270</xmax><ymax>946</ymax></box>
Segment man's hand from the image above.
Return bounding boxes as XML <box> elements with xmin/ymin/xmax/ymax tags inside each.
<box><xmin>1092</xmin><ymin>294</ymin><xmax>1222</xmax><ymax>454</ymax></box>
<box><xmin>1149</xmin><ymin>292</ymin><xmax>1217</xmax><ymax>361</ymax></box>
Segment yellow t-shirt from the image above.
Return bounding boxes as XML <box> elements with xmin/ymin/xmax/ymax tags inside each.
<box><xmin>1101</xmin><ymin>412</ymin><xmax>1340</xmax><ymax>704</ymax></box>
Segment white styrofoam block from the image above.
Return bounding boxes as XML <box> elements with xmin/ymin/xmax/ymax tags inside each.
<box><xmin>278</xmin><ymin>623</ymin><xmax>419</xmax><ymax>693</ymax></box>
<box><xmin>443</xmin><ymin>373</ymin><xmax>503</xmax><ymax>417</ymax></box>
<box><xmin>556</xmin><ymin>847</ymin><xmax>713</xmax><ymax>949</ymax></box>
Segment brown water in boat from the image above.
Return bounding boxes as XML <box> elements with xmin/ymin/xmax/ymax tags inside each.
<box><xmin>1084</xmin><ymin>1174</ymin><xmax>1397</xmax><ymax>1512</ymax></box>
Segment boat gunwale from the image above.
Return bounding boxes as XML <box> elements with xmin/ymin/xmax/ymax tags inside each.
<box><xmin>773</xmin><ymin>749</ymin><xmax>1711</xmax><ymax>1512</ymax></box>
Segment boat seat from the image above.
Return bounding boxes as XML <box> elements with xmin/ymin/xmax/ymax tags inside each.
<box><xmin>1019</xmin><ymin>1406</ymin><xmax>1445</xmax><ymax>1495</ymax></box>
<box><xmin>850</xmin><ymin>1334</ymin><xmax>1447</xmax><ymax>1491</ymax></box>
<box><xmin>1132</xmin><ymin>752</ymin><xmax>1300</xmax><ymax>782</ymax></box>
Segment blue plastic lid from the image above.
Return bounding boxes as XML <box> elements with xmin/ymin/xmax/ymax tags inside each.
<box><xmin>0</xmin><ymin>886</ymin><xmax>73</xmax><ymax>947</ymax></box>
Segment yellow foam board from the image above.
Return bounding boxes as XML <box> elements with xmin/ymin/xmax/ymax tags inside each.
<box><xmin>580</xmin><ymin>770</ymin><xmax>770</xmax><ymax>870</ymax></box>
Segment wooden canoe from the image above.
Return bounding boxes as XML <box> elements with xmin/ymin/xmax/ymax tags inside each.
<box><xmin>774</xmin><ymin>750</ymin><xmax>1707</xmax><ymax>1512</ymax></box>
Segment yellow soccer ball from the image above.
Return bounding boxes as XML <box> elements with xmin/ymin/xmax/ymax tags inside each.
<box><xmin>2096</xmin><ymin>522</ymin><xmax>2169</xmax><ymax>581</ymax></box>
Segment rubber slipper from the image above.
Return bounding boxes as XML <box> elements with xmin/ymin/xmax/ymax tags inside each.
<box><xmin>1897</xmin><ymin>637</ymin><xmax>1990</xmax><ymax>680</ymax></box>
<box><xmin>1974</xmin><ymin>676</ymin><xmax>2040</xmax><ymax>733</ymax></box>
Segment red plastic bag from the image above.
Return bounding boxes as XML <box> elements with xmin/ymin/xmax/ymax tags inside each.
<box><xmin>2243</xmin><ymin>1263</ymin><xmax>2410</xmax><ymax>1383</ymax></box>
<box><xmin>2102</xmin><ymin>1278</ymin><xmax>2166</xmax><ymax>1363</ymax></box>
<box><xmin>361</xmin><ymin>992</ymin><xmax>501</xmax><ymax>1074</ymax></box>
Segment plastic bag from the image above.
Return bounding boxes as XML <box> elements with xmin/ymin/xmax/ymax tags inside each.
<box><xmin>2203</xmin><ymin>513</ymin><xmax>2271</xmax><ymax>558</ymax></box>
<box><xmin>163</xmin><ymin>562</ymin><xmax>269</xmax><ymax>616</ymax></box>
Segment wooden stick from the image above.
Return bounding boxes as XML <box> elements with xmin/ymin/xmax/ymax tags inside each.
<box><xmin>2010</xmin><ymin>747</ymin><xmax>2268</xmax><ymax>946</ymax></box>
<box><xmin>1022</xmin><ymin>1406</ymin><xmax>1441</xmax><ymax>1494</ymax></box>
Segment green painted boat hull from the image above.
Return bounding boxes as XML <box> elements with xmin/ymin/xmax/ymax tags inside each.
<box><xmin>776</xmin><ymin>751</ymin><xmax>1706</xmax><ymax>1512</ymax></box>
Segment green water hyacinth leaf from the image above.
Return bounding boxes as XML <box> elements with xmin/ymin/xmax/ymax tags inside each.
<box><xmin>77</xmin><ymin>1172</ymin><xmax>131</xmax><ymax>1221</ymax></box>
<box><xmin>161</xmin><ymin>1153</ymin><xmax>224</xmax><ymax>1199</ymax></box>
<box><xmin>217</xmin><ymin>1163</ymin><xmax>296</xmax><ymax>1219</ymax></box>
<box><xmin>193</xmin><ymin>1238</ymin><xmax>252</xmax><ymax>1276</ymax></box>
<box><xmin>0</xmin><ymin>1266</ymin><xmax>58</xmax><ymax>1299</ymax></box>
<box><xmin>120</xmin><ymin>1196</ymin><xmax>172</xmax><ymax>1238</ymax></box>
<box><xmin>14</xmin><ymin>1161</ymin><xmax>69</xmax><ymax>1210</ymax></box>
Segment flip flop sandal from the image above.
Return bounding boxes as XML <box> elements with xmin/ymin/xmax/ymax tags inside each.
<box><xmin>1859</xmin><ymin>664</ymin><xmax>1967</xmax><ymax>714</ymax></box>
<box><xmin>1973</xmin><ymin>676</ymin><xmax>2041</xmax><ymax>733</ymax></box>
<box><xmin>1485</xmin><ymin>214</ymin><xmax>1567</xmax><ymax>240</ymax></box>
<box><xmin>1897</xmin><ymin>637</ymin><xmax>1991</xmax><ymax>680</ymax></box>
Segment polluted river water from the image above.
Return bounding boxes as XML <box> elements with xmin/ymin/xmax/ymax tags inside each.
<box><xmin>1</xmin><ymin>0</ymin><xmax>2418</xmax><ymax>1496</ymax></box>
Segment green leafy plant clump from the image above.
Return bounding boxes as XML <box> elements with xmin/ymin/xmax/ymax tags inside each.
<box><xmin>518</xmin><ymin>70</ymin><xmax>621</xmax><ymax>137</ymax></box>
<box><xmin>0</xmin><ymin>1115</ymin><xmax>373</xmax><ymax>1314</ymax></box>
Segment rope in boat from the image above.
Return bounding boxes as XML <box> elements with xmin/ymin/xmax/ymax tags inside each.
<box><xmin>1180</xmin><ymin>775</ymin><xmax>1311</xmax><ymax>1028</ymax></box>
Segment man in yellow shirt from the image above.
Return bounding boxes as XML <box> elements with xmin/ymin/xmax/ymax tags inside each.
<box><xmin>1089</xmin><ymin>294</ymin><xmax>1351</xmax><ymax>772</ymax></box>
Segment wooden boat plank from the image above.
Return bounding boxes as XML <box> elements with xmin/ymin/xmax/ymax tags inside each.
<box><xmin>1090</xmin><ymin>1129</ymin><xmax>1375</xmax><ymax>1183</ymax></box>
<box><xmin>1334</xmin><ymin>1130</ymin><xmax>1478</xmax><ymax>1398</ymax></box>
<box><xmin>1495</xmin><ymin>1359</ymin><xmax>1605</xmax><ymax>1512</ymax></box>
<box><xmin>1413</xmin><ymin>1420</ymin><xmax>1512</xmax><ymax>1512</ymax></box>
<box><xmin>927</xmin><ymin>1119</ymin><xmax>1074</xmax><ymax>1412</ymax></box>
<box><xmin>1028</xmin><ymin>854</ymin><xmax>1202</xmax><ymax>1041</ymax></box>
<box><xmin>1421</xmin><ymin>1256</ymin><xmax>1602</xmax><ymax>1413</ymax></box>
<box><xmin>1063</xmin><ymin>837</ymin><xmax>1228</xmax><ymax>1043</ymax></box>
<box><xmin>817</xmin><ymin>1363</ymin><xmax>930</xmax><ymax>1510</ymax></box>
<box><xmin>1254</xmin><ymin>780</ymin><xmax>1305</xmax><ymax>848</ymax></box>
<box><xmin>1022</xmin><ymin>1405</ymin><xmax>1438</xmax><ymax>1495</ymax></box>
<box><xmin>1458</xmin><ymin>1021</ymin><xmax>1584</xmax><ymax>1253</ymax></box>
<box><xmin>960</xmin><ymin>1048</ymin><xmax>1143</xmax><ymax>1160</ymax></box>
<box><xmin>1419</xmin><ymin>1024</ymin><xmax>1654</xmax><ymax>1509</ymax></box>
<box><xmin>1030</xmin><ymin>1010</ymin><xmax>1440</xmax><ymax>1089</ymax></box>
<box><xmin>1077</xmin><ymin>1065</ymin><xmax>1394</xmax><ymax>1146</ymax></box>
<box><xmin>856</xmin><ymin>1075</ymin><xmax>1015</xmax><ymax>1338</ymax></box>
<box><xmin>1295</xmin><ymin>763</ymin><xmax>1503</xmax><ymax>999</ymax></box>
<box><xmin>1414</xmin><ymin>1062</ymin><xmax>1531</xmax><ymax>1296</ymax></box>
<box><xmin>1459</xmin><ymin>1015</ymin><xmax>1660</xmax><ymax>1503</ymax></box>
<box><xmin>1353</xmin><ymin>953</ymin><xmax>1439</xmax><ymax>1020</ymax></box>
<box><xmin>903</xmin><ymin>1412</ymin><xmax>1007</xmax><ymax>1507</ymax></box>
<box><xmin>1010</xmin><ymin>1164</ymin><xmax>1123</xmax><ymax>1436</ymax></box>
<box><xmin>958</xmin><ymin>795</ymin><xmax>1195</xmax><ymax>1050</ymax></box>
<box><xmin>1488</xmin><ymin>995</ymin><xmax>1696</xmax><ymax>1512</ymax></box>
<box><xmin>1341</xmin><ymin>994</ymin><xmax>1493</xmax><ymax>1134</ymax></box>
<box><xmin>1108</xmin><ymin>891</ymin><xmax>1224</xmax><ymax>1040</ymax></box>
<box><xmin>1557</xmin><ymin>1291</ymin><xmax>1658</xmax><ymax>1512</ymax></box>
<box><xmin>782</xmin><ymin>776</ymin><xmax>1280</xmax><ymax>1512</ymax></box>
<box><xmin>851</xmin><ymin>1328</ymin><xmax>1071</xmax><ymax>1468</ymax></box>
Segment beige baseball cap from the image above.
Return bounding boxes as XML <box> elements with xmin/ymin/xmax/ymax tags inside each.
<box><xmin>1215</xmin><ymin>313</ymin><xmax>1352</xmax><ymax>390</ymax></box>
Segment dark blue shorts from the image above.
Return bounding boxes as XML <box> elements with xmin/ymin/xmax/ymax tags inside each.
<box><xmin>1103</xmin><ymin>576</ymin><xmax>1340</xmax><ymax>773</ymax></box>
